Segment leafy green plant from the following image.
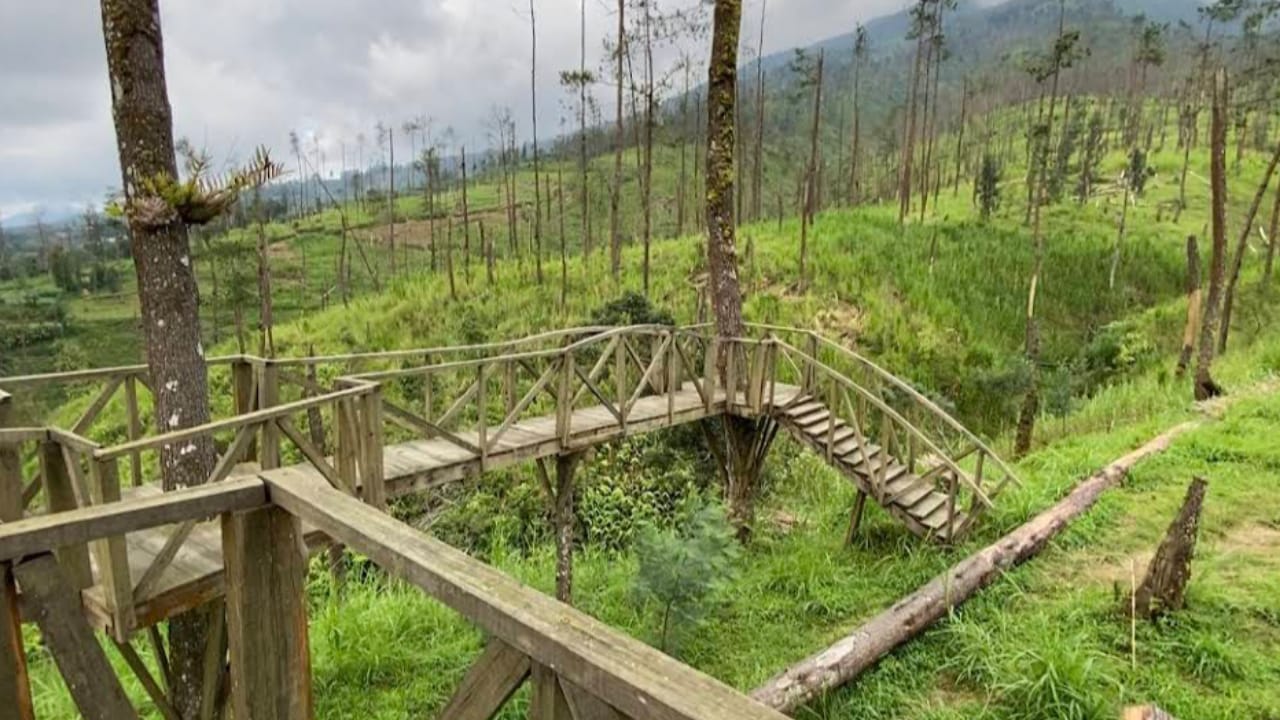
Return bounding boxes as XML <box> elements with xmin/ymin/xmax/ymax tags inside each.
<box><xmin>631</xmin><ymin>498</ymin><xmax>739</xmax><ymax>655</ymax></box>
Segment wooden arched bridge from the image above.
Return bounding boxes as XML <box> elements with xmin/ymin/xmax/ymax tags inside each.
<box><xmin>0</xmin><ymin>324</ymin><xmax>1017</xmax><ymax>720</ymax></box>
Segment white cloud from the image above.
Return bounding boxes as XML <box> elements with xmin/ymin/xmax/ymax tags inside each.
<box><xmin>0</xmin><ymin>0</ymin><xmax>910</xmax><ymax>214</ymax></box>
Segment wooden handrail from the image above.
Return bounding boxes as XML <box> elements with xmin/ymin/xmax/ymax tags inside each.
<box><xmin>740</xmin><ymin>325</ymin><xmax>1020</xmax><ymax>491</ymax></box>
<box><xmin>768</xmin><ymin>340</ymin><xmax>994</xmax><ymax>508</ymax></box>
<box><xmin>0</xmin><ymin>478</ymin><xmax>268</xmax><ymax>562</ymax></box>
<box><xmin>96</xmin><ymin>385</ymin><xmax>373</xmax><ymax>461</ymax></box>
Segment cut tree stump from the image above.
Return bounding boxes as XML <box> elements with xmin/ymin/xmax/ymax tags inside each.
<box><xmin>1133</xmin><ymin>477</ymin><xmax>1207</xmax><ymax>619</ymax></box>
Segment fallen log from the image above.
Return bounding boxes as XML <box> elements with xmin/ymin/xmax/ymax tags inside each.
<box><xmin>751</xmin><ymin>421</ymin><xmax>1201</xmax><ymax>714</ymax></box>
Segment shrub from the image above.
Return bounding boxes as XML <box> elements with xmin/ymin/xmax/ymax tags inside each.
<box><xmin>631</xmin><ymin>498</ymin><xmax>739</xmax><ymax>655</ymax></box>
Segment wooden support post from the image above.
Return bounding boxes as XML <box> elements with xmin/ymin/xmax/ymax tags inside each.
<box><xmin>703</xmin><ymin>338</ymin><xmax>719</xmax><ymax>412</ymax></box>
<box><xmin>614</xmin><ymin>339</ymin><xmax>627</xmax><ymax>428</ymax></box>
<box><xmin>259</xmin><ymin>361</ymin><xmax>281</xmax><ymax>470</ymax></box>
<box><xmin>40</xmin><ymin>440</ymin><xmax>93</xmax><ymax>589</ymax></box>
<box><xmin>536</xmin><ymin>452</ymin><xmax>582</xmax><ymax>604</ymax></box>
<box><xmin>556</xmin><ymin>353</ymin><xmax>574</xmax><ymax>446</ymax></box>
<box><xmin>232</xmin><ymin>359</ymin><xmax>258</xmax><ymax>461</ymax></box>
<box><xmin>222</xmin><ymin>506</ymin><xmax>313</xmax><ymax>720</ymax></box>
<box><xmin>335</xmin><ymin>399</ymin><xmax>359</xmax><ymax>497</ymax></box>
<box><xmin>15</xmin><ymin>553</ymin><xmax>137</xmax><ymax>720</ymax></box>
<box><xmin>0</xmin><ymin>390</ymin><xmax>34</xmax><ymax>720</ymax></box>
<box><xmin>650</xmin><ymin>335</ymin><xmax>667</xmax><ymax>394</ymax></box>
<box><xmin>843</xmin><ymin>490</ymin><xmax>868</xmax><ymax>547</ymax></box>
<box><xmin>530</xmin><ymin>663</ymin><xmax>573</xmax><ymax>720</ymax></box>
<box><xmin>503</xmin><ymin>361</ymin><xmax>517</xmax><ymax>415</ymax></box>
<box><xmin>423</xmin><ymin>356</ymin><xmax>435</xmax><ymax>425</ymax></box>
<box><xmin>90</xmin><ymin>456</ymin><xmax>136</xmax><ymax>641</ymax></box>
<box><xmin>359</xmin><ymin>387</ymin><xmax>386</xmax><ymax>509</ymax></box>
<box><xmin>476</xmin><ymin>364</ymin><xmax>488</xmax><ymax>468</ymax></box>
<box><xmin>124</xmin><ymin>375</ymin><xmax>144</xmax><ymax>487</ymax></box>
<box><xmin>0</xmin><ymin>392</ymin><xmax>19</xmax><ymax>519</ymax></box>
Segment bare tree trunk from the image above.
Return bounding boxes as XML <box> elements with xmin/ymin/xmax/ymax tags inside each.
<box><xmin>529</xmin><ymin>0</ymin><xmax>543</xmax><ymax>286</ymax></box>
<box><xmin>388</xmin><ymin>126</ymin><xmax>397</xmax><ymax>276</ymax></box>
<box><xmin>799</xmin><ymin>50</ymin><xmax>824</xmax><ymax>293</ymax></box>
<box><xmin>1014</xmin><ymin>2</ymin><xmax>1067</xmax><ymax>458</ymax></box>
<box><xmin>461</xmin><ymin>146</ymin><xmax>472</xmax><ymax>284</ymax></box>
<box><xmin>1111</xmin><ymin>185</ymin><xmax>1131</xmax><ymax>290</ymax></box>
<box><xmin>641</xmin><ymin>0</ymin><xmax>655</xmax><ymax>296</ymax></box>
<box><xmin>1133</xmin><ymin>477</ymin><xmax>1207</xmax><ymax>619</ymax></box>
<box><xmin>1176</xmin><ymin>236</ymin><xmax>1202</xmax><ymax>378</ymax></box>
<box><xmin>610</xmin><ymin>0</ymin><xmax>626</xmax><ymax>282</ymax></box>
<box><xmin>1265</xmin><ymin>182</ymin><xmax>1280</xmax><ymax>287</ymax></box>
<box><xmin>899</xmin><ymin>7</ymin><xmax>927</xmax><ymax>224</ymax></box>
<box><xmin>578</xmin><ymin>0</ymin><xmax>591</xmax><ymax>260</ymax></box>
<box><xmin>446</xmin><ymin>215</ymin><xmax>457</xmax><ymax>301</ymax></box>
<box><xmin>255</xmin><ymin>193</ymin><xmax>275</xmax><ymax>358</ymax></box>
<box><xmin>706</xmin><ymin>0</ymin><xmax>746</xmax><ymax>340</ymax></box>
<box><xmin>99</xmin><ymin>1</ymin><xmax>218</xmax><ymax>715</ymax></box>
<box><xmin>1195</xmin><ymin>69</ymin><xmax>1230</xmax><ymax>401</ymax></box>
<box><xmin>751</xmin><ymin>0</ymin><xmax>768</xmax><ymax>222</ymax></box>
<box><xmin>558</xmin><ymin>165</ymin><xmax>568</xmax><ymax>311</ymax></box>
<box><xmin>1218</xmin><ymin>139</ymin><xmax>1280</xmax><ymax>353</ymax></box>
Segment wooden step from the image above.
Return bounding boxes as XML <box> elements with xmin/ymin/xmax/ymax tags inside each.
<box><xmin>784</xmin><ymin>400</ymin><xmax>824</xmax><ymax>418</ymax></box>
<box><xmin>793</xmin><ymin>408</ymin><xmax>831</xmax><ymax>428</ymax></box>
<box><xmin>887</xmin><ymin>479</ymin><xmax>934</xmax><ymax>508</ymax></box>
<box><xmin>918</xmin><ymin>504</ymin><xmax>964</xmax><ymax>534</ymax></box>
<box><xmin>906</xmin><ymin>492</ymin><xmax>947</xmax><ymax>520</ymax></box>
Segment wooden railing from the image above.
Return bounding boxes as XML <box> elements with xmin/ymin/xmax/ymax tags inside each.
<box><xmin>711</xmin><ymin>326</ymin><xmax>1021</xmax><ymax>536</ymax></box>
<box><xmin>0</xmin><ymin>378</ymin><xmax>388</xmax><ymax>642</ymax></box>
<box><xmin>0</xmin><ymin>468</ymin><xmax>790</xmax><ymax>720</ymax></box>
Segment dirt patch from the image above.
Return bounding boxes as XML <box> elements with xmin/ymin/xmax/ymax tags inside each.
<box><xmin>370</xmin><ymin>206</ymin><xmax>519</xmax><ymax>250</ymax></box>
<box><xmin>1214</xmin><ymin>522</ymin><xmax>1280</xmax><ymax>558</ymax></box>
<box><xmin>814</xmin><ymin>302</ymin><xmax>865</xmax><ymax>343</ymax></box>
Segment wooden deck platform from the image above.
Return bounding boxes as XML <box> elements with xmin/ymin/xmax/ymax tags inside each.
<box><xmin>73</xmin><ymin>383</ymin><xmax>794</xmax><ymax>633</ymax></box>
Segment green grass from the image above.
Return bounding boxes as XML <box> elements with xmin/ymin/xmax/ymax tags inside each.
<box><xmin>12</xmin><ymin>97</ymin><xmax>1280</xmax><ymax>717</ymax></box>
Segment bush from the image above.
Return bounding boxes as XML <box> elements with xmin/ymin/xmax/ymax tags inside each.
<box><xmin>631</xmin><ymin>497</ymin><xmax>739</xmax><ymax>655</ymax></box>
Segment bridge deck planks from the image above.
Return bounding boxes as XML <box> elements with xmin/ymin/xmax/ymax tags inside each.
<box><xmin>62</xmin><ymin>383</ymin><xmax>799</xmax><ymax>635</ymax></box>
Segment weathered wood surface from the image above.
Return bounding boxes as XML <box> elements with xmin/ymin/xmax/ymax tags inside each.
<box><xmin>14</xmin><ymin>553</ymin><xmax>137</xmax><ymax>720</ymax></box>
<box><xmin>265</xmin><ymin>471</ymin><xmax>790</xmax><ymax>720</ymax></box>
<box><xmin>750</xmin><ymin>421</ymin><xmax>1200</xmax><ymax>713</ymax></box>
<box><xmin>223</xmin><ymin>505</ymin><xmax>313</xmax><ymax>720</ymax></box>
<box><xmin>437</xmin><ymin>639</ymin><xmax>531</xmax><ymax>720</ymax></box>
<box><xmin>1134</xmin><ymin>477</ymin><xmax>1207</xmax><ymax>619</ymax></box>
<box><xmin>4</xmin><ymin>384</ymin><xmax>753</xmax><ymax>635</ymax></box>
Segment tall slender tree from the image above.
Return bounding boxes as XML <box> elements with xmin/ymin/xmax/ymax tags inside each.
<box><xmin>99</xmin><ymin>0</ymin><xmax>218</xmax><ymax>715</ymax></box>
<box><xmin>706</xmin><ymin>0</ymin><xmax>745</xmax><ymax>340</ymax></box>
<box><xmin>1015</xmin><ymin>0</ymin><xmax>1082</xmax><ymax>457</ymax></box>
<box><xmin>611</xmin><ymin>0</ymin><xmax>627</xmax><ymax>281</ymax></box>
<box><xmin>529</xmin><ymin>0</ymin><xmax>544</xmax><ymax>285</ymax></box>
<box><xmin>1195</xmin><ymin>68</ymin><xmax>1230</xmax><ymax>401</ymax></box>
<box><xmin>848</xmin><ymin>25</ymin><xmax>868</xmax><ymax>205</ymax></box>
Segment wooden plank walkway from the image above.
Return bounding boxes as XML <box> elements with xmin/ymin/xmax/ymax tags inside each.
<box><xmin>72</xmin><ymin>383</ymin><xmax>801</xmax><ymax>633</ymax></box>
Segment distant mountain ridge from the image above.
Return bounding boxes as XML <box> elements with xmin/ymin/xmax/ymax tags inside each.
<box><xmin>763</xmin><ymin>0</ymin><xmax>1208</xmax><ymax>73</ymax></box>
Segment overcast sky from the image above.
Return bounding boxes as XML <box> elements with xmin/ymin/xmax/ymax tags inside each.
<box><xmin>0</xmin><ymin>0</ymin><xmax>910</xmax><ymax>221</ymax></box>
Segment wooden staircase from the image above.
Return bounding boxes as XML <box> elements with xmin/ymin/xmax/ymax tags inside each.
<box><xmin>774</xmin><ymin>396</ymin><xmax>968</xmax><ymax>541</ymax></box>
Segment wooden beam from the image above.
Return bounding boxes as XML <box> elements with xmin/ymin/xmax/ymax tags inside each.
<box><xmin>0</xmin><ymin>477</ymin><xmax>267</xmax><ymax>562</ymax></box>
<box><xmin>0</xmin><ymin>562</ymin><xmax>34</xmax><ymax>720</ymax></box>
<box><xmin>0</xmin><ymin>392</ymin><xmax>34</xmax><ymax>719</ymax></box>
<box><xmin>561</xmin><ymin>679</ymin><xmax>626</xmax><ymax>720</ymax></box>
<box><xmin>222</xmin><ymin>505</ymin><xmax>313</xmax><ymax>720</ymax></box>
<box><xmin>14</xmin><ymin>553</ymin><xmax>137</xmax><ymax>720</ymax></box>
<box><xmin>112</xmin><ymin>638</ymin><xmax>180</xmax><ymax>720</ymax></box>
<box><xmin>39</xmin><ymin>440</ymin><xmax>93</xmax><ymax>590</ymax></box>
<box><xmin>531</xmin><ymin>662</ymin><xmax>573</xmax><ymax>720</ymax></box>
<box><xmin>437</xmin><ymin>638</ymin><xmax>531</xmax><ymax>720</ymax></box>
<box><xmin>88</xmin><ymin>458</ymin><xmax>134</xmax><ymax>641</ymax></box>
<box><xmin>265</xmin><ymin>471</ymin><xmax>790</xmax><ymax>720</ymax></box>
